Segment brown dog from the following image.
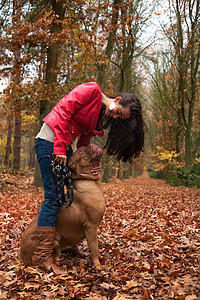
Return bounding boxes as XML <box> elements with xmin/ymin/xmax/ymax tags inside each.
<box><xmin>20</xmin><ymin>144</ymin><xmax>105</xmax><ymax>269</ymax></box>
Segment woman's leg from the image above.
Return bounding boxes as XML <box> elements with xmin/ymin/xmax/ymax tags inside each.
<box><xmin>33</xmin><ymin>138</ymin><xmax>64</xmax><ymax>274</ymax></box>
<box><xmin>35</xmin><ymin>139</ymin><xmax>60</xmax><ymax>227</ymax></box>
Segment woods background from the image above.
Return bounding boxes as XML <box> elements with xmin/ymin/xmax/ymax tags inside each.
<box><xmin>0</xmin><ymin>0</ymin><xmax>199</xmax><ymax>187</ymax></box>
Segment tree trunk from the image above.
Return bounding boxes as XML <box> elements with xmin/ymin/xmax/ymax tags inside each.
<box><xmin>175</xmin><ymin>0</ymin><xmax>200</xmax><ymax>167</ymax></box>
<box><xmin>97</xmin><ymin>0</ymin><xmax>121</xmax><ymax>87</ymax></box>
<box><xmin>184</xmin><ymin>0</ymin><xmax>199</xmax><ymax>166</ymax></box>
<box><xmin>118</xmin><ymin>161</ymin><xmax>124</xmax><ymax>180</ymax></box>
<box><xmin>12</xmin><ymin>0</ymin><xmax>22</xmax><ymax>171</ymax></box>
<box><xmin>29</xmin><ymin>136</ymin><xmax>36</xmax><ymax>169</ymax></box>
<box><xmin>102</xmin><ymin>155</ymin><xmax>112</xmax><ymax>183</ymax></box>
<box><xmin>34</xmin><ymin>0</ymin><xmax>65</xmax><ymax>186</ymax></box>
<box><xmin>39</xmin><ymin>0</ymin><xmax>65</xmax><ymax>122</ymax></box>
<box><xmin>13</xmin><ymin>107</ymin><xmax>21</xmax><ymax>170</ymax></box>
<box><xmin>4</xmin><ymin>114</ymin><xmax>13</xmax><ymax>168</ymax></box>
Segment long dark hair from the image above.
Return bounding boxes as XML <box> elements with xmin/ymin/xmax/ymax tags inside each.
<box><xmin>96</xmin><ymin>93</ymin><xmax>146</xmax><ymax>163</ymax></box>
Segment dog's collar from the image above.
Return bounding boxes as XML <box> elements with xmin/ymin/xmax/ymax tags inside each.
<box><xmin>77</xmin><ymin>174</ymin><xmax>99</xmax><ymax>181</ymax></box>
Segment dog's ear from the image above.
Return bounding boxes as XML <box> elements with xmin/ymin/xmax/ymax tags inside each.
<box><xmin>68</xmin><ymin>161</ymin><xmax>76</xmax><ymax>170</ymax></box>
<box><xmin>68</xmin><ymin>161</ymin><xmax>79</xmax><ymax>179</ymax></box>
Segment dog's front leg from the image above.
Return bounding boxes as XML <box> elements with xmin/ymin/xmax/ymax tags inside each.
<box><xmin>84</xmin><ymin>224</ymin><xmax>101</xmax><ymax>269</ymax></box>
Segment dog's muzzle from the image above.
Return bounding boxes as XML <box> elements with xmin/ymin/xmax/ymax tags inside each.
<box><xmin>88</xmin><ymin>144</ymin><xmax>102</xmax><ymax>160</ymax></box>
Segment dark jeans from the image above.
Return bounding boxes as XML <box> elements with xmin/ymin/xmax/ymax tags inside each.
<box><xmin>35</xmin><ymin>138</ymin><xmax>72</xmax><ymax>227</ymax></box>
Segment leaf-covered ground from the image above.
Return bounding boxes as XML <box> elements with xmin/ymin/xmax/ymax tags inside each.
<box><xmin>0</xmin><ymin>173</ymin><xmax>199</xmax><ymax>299</ymax></box>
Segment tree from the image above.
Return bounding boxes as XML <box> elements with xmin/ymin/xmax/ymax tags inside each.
<box><xmin>4</xmin><ymin>114</ymin><xmax>13</xmax><ymax>168</ymax></box>
<box><xmin>12</xmin><ymin>0</ymin><xmax>22</xmax><ymax>171</ymax></box>
<box><xmin>96</xmin><ymin>0</ymin><xmax>122</xmax><ymax>88</ymax></box>
<box><xmin>115</xmin><ymin>0</ymin><xmax>154</xmax><ymax>93</ymax></box>
<box><xmin>39</xmin><ymin>0</ymin><xmax>66</xmax><ymax>122</ymax></box>
<box><xmin>148</xmin><ymin>0</ymin><xmax>200</xmax><ymax>169</ymax></box>
<box><xmin>149</xmin><ymin>51</ymin><xmax>184</xmax><ymax>154</ymax></box>
<box><xmin>0</xmin><ymin>0</ymin><xmax>23</xmax><ymax>170</ymax></box>
<box><xmin>163</xmin><ymin>0</ymin><xmax>200</xmax><ymax>166</ymax></box>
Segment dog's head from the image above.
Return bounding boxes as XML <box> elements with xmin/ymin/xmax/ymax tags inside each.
<box><xmin>68</xmin><ymin>144</ymin><xmax>102</xmax><ymax>180</ymax></box>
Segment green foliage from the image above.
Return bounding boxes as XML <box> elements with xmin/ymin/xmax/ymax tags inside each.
<box><xmin>166</xmin><ymin>163</ymin><xmax>200</xmax><ymax>188</ymax></box>
<box><xmin>148</xmin><ymin>159</ymin><xmax>200</xmax><ymax>188</ymax></box>
<box><xmin>147</xmin><ymin>166</ymin><xmax>166</xmax><ymax>179</ymax></box>
<box><xmin>148</xmin><ymin>147</ymin><xmax>200</xmax><ymax>188</ymax></box>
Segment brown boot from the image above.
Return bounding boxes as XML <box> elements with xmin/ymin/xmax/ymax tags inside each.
<box><xmin>32</xmin><ymin>226</ymin><xmax>65</xmax><ymax>275</ymax></box>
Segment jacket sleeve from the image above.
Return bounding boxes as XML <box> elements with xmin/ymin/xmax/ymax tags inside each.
<box><xmin>52</xmin><ymin>82</ymin><xmax>101</xmax><ymax>155</ymax></box>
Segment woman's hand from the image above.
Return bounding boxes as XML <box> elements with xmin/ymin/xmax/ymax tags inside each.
<box><xmin>91</xmin><ymin>162</ymin><xmax>101</xmax><ymax>177</ymax></box>
<box><xmin>55</xmin><ymin>155</ymin><xmax>67</xmax><ymax>165</ymax></box>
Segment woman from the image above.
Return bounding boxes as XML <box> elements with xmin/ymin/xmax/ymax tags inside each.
<box><xmin>33</xmin><ymin>81</ymin><xmax>145</xmax><ymax>274</ymax></box>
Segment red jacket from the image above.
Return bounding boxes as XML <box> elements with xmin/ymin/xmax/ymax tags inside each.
<box><xmin>43</xmin><ymin>82</ymin><xmax>104</xmax><ymax>155</ymax></box>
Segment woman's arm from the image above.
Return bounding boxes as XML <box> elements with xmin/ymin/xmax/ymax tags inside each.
<box><xmin>44</xmin><ymin>82</ymin><xmax>102</xmax><ymax>156</ymax></box>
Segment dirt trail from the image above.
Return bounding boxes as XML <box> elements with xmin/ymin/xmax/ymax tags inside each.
<box><xmin>110</xmin><ymin>174</ymin><xmax>168</xmax><ymax>185</ymax></box>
